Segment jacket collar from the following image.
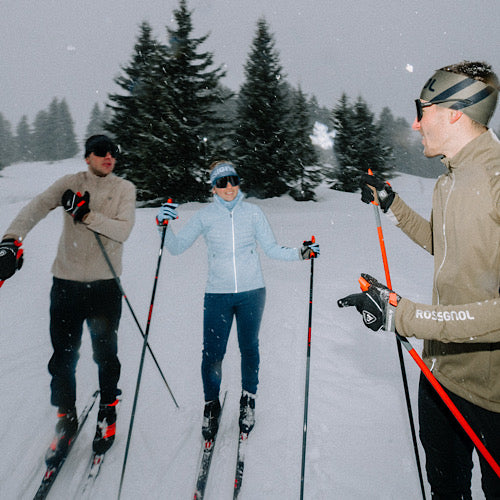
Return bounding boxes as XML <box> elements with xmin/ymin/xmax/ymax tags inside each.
<box><xmin>441</xmin><ymin>130</ymin><xmax>492</xmax><ymax>172</ymax></box>
<box><xmin>214</xmin><ymin>191</ymin><xmax>244</xmax><ymax>211</ymax></box>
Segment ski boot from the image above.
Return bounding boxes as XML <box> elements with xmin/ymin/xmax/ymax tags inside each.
<box><xmin>45</xmin><ymin>407</ymin><xmax>78</xmax><ymax>467</ymax></box>
<box><xmin>92</xmin><ymin>399</ymin><xmax>118</xmax><ymax>454</ymax></box>
<box><xmin>202</xmin><ymin>399</ymin><xmax>221</xmax><ymax>441</ymax></box>
<box><xmin>239</xmin><ymin>391</ymin><xmax>256</xmax><ymax>434</ymax></box>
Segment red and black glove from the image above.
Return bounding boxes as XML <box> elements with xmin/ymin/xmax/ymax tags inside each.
<box><xmin>0</xmin><ymin>239</ymin><xmax>24</xmax><ymax>280</ymax></box>
<box><xmin>62</xmin><ymin>190</ymin><xmax>90</xmax><ymax>222</ymax></box>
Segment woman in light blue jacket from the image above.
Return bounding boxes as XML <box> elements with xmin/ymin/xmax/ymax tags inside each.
<box><xmin>157</xmin><ymin>161</ymin><xmax>319</xmax><ymax>440</ymax></box>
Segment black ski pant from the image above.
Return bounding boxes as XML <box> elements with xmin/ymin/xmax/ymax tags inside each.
<box><xmin>418</xmin><ymin>374</ymin><xmax>500</xmax><ymax>499</ymax></box>
<box><xmin>48</xmin><ymin>277</ymin><xmax>122</xmax><ymax>410</ymax></box>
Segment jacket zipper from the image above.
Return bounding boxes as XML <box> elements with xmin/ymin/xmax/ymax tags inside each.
<box><xmin>434</xmin><ymin>173</ymin><xmax>455</xmax><ymax>305</ymax></box>
<box><xmin>230</xmin><ymin>212</ymin><xmax>238</xmax><ymax>292</ymax></box>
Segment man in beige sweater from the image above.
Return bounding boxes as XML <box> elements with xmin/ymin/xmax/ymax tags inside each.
<box><xmin>339</xmin><ymin>61</ymin><xmax>500</xmax><ymax>498</ymax></box>
<box><xmin>0</xmin><ymin>135</ymin><xmax>135</xmax><ymax>463</ymax></box>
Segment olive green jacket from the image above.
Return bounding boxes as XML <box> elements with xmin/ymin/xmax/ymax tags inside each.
<box><xmin>392</xmin><ymin>129</ymin><xmax>500</xmax><ymax>412</ymax></box>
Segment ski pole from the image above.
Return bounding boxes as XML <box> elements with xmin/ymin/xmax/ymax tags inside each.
<box><xmin>359</xmin><ymin>277</ymin><xmax>500</xmax><ymax>478</ymax></box>
<box><xmin>118</xmin><ymin>209</ymin><xmax>171</xmax><ymax>499</ymax></box>
<box><xmin>366</xmin><ymin>169</ymin><xmax>426</xmax><ymax>499</ymax></box>
<box><xmin>93</xmin><ymin>231</ymin><xmax>178</xmax><ymax>408</ymax></box>
<box><xmin>300</xmin><ymin>236</ymin><xmax>315</xmax><ymax>500</ymax></box>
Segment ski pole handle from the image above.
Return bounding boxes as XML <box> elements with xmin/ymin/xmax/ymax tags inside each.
<box><xmin>358</xmin><ymin>275</ymin><xmax>398</xmax><ymax>308</ymax></box>
<box><xmin>367</xmin><ymin>169</ymin><xmax>378</xmax><ymax>206</ymax></box>
<box><xmin>157</xmin><ymin>198</ymin><xmax>175</xmax><ymax>227</ymax></box>
<box><xmin>359</xmin><ymin>275</ymin><xmax>370</xmax><ymax>292</ymax></box>
<box><xmin>367</xmin><ymin>168</ymin><xmax>392</xmax><ymax>208</ymax></box>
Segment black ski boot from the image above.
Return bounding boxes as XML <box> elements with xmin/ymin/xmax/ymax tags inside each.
<box><xmin>45</xmin><ymin>407</ymin><xmax>78</xmax><ymax>467</ymax></box>
<box><xmin>239</xmin><ymin>391</ymin><xmax>256</xmax><ymax>434</ymax></box>
<box><xmin>202</xmin><ymin>399</ymin><xmax>221</xmax><ymax>440</ymax></box>
<box><xmin>92</xmin><ymin>399</ymin><xmax>118</xmax><ymax>454</ymax></box>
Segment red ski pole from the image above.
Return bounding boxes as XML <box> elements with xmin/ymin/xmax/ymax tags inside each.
<box><xmin>367</xmin><ymin>169</ymin><xmax>426</xmax><ymax>498</ymax></box>
<box><xmin>358</xmin><ymin>276</ymin><xmax>500</xmax><ymax>478</ymax></box>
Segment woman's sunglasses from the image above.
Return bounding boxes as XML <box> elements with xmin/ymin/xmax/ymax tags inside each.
<box><xmin>214</xmin><ymin>175</ymin><xmax>240</xmax><ymax>188</ymax></box>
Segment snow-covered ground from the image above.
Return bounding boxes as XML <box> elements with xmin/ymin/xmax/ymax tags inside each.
<box><xmin>0</xmin><ymin>159</ymin><xmax>485</xmax><ymax>499</ymax></box>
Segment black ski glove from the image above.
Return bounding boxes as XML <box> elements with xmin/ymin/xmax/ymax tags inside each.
<box><xmin>0</xmin><ymin>238</ymin><xmax>24</xmax><ymax>280</ymax></box>
<box><xmin>300</xmin><ymin>239</ymin><xmax>320</xmax><ymax>260</ymax></box>
<box><xmin>337</xmin><ymin>273</ymin><xmax>400</xmax><ymax>332</ymax></box>
<box><xmin>360</xmin><ymin>173</ymin><xmax>396</xmax><ymax>213</ymax></box>
<box><xmin>62</xmin><ymin>190</ymin><xmax>90</xmax><ymax>222</ymax></box>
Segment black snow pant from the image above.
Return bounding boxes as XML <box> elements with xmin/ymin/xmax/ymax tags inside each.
<box><xmin>418</xmin><ymin>374</ymin><xmax>500</xmax><ymax>499</ymax></box>
<box><xmin>48</xmin><ymin>277</ymin><xmax>122</xmax><ymax>409</ymax></box>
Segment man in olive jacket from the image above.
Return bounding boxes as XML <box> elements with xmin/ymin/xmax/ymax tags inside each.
<box><xmin>0</xmin><ymin>135</ymin><xmax>135</xmax><ymax>462</ymax></box>
<box><xmin>339</xmin><ymin>61</ymin><xmax>500</xmax><ymax>498</ymax></box>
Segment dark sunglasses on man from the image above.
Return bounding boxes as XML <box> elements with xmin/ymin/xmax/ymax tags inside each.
<box><xmin>414</xmin><ymin>98</ymin><xmax>472</xmax><ymax>122</ymax></box>
<box><xmin>214</xmin><ymin>175</ymin><xmax>240</xmax><ymax>188</ymax></box>
<box><xmin>91</xmin><ymin>142</ymin><xmax>119</xmax><ymax>158</ymax></box>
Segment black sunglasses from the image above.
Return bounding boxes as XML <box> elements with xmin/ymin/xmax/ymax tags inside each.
<box><xmin>214</xmin><ymin>175</ymin><xmax>240</xmax><ymax>188</ymax></box>
<box><xmin>414</xmin><ymin>98</ymin><xmax>473</xmax><ymax>122</ymax></box>
<box><xmin>91</xmin><ymin>143</ymin><xmax>119</xmax><ymax>158</ymax></box>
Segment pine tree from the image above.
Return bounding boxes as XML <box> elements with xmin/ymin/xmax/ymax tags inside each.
<box><xmin>86</xmin><ymin>103</ymin><xmax>111</xmax><ymax>138</ymax></box>
<box><xmin>0</xmin><ymin>113</ymin><xmax>15</xmax><ymax>168</ymax></box>
<box><xmin>233</xmin><ymin>18</ymin><xmax>292</xmax><ymax>199</ymax></box>
<box><xmin>15</xmin><ymin>115</ymin><xmax>34</xmax><ymax>162</ymax></box>
<box><xmin>351</xmin><ymin>96</ymin><xmax>392</xmax><ymax>181</ymax></box>
<box><xmin>331</xmin><ymin>95</ymin><xmax>392</xmax><ymax>192</ymax></box>
<box><xmin>330</xmin><ymin>93</ymin><xmax>357</xmax><ymax>191</ymax></box>
<box><xmin>31</xmin><ymin>109</ymin><xmax>51</xmax><ymax>161</ymax></box>
<box><xmin>30</xmin><ymin>98</ymin><xmax>78</xmax><ymax>161</ymax></box>
<box><xmin>56</xmin><ymin>99</ymin><xmax>78</xmax><ymax>159</ymax></box>
<box><xmin>107</xmin><ymin>1</ymin><xmax>229</xmax><ymax>204</ymax></box>
<box><xmin>287</xmin><ymin>87</ymin><xmax>321</xmax><ymax>201</ymax></box>
<box><xmin>155</xmin><ymin>0</ymin><xmax>230</xmax><ymax>202</ymax></box>
<box><xmin>106</xmin><ymin>21</ymin><xmax>163</xmax><ymax>195</ymax></box>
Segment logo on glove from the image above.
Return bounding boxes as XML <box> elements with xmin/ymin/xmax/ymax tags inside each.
<box><xmin>362</xmin><ymin>310</ymin><xmax>377</xmax><ymax>325</ymax></box>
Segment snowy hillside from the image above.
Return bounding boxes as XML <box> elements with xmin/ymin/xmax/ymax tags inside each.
<box><xmin>0</xmin><ymin>159</ymin><xmax>485</xmax><ymax>499</ymax></box>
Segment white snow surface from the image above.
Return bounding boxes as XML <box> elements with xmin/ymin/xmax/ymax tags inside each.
<box><xmin>0</xmin><ymin>159</ymin><xmax>486</xmax><ymax>499</ymax></box>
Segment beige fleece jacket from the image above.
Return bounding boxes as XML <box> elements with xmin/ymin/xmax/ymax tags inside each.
<box><xmin>392</xmin><ymin>129</ymin><xmax>500</xmax><ymax>412</ymax></box>
<box><xmin>3</xmin><ymin>170</ymin><xmax>136</xmax><ymax>282</ymax></box>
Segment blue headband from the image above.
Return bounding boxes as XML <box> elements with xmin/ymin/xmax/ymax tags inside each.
<box><xmin>210</xmin><ymin>163</ymin><xmax>238</xmax><ymax>186</ymax></box>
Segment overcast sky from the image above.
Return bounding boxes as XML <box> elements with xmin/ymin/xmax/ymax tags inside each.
<box><xmin>1</xmin><ymin>0</ymin><xmax>499</xmax><ymax>142</ymax></box>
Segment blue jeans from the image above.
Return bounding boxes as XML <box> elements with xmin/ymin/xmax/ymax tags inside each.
<box><xmin>202</xmin><ymin>288</ymin><xmax>266</xmax><ymax>401</ymax></box>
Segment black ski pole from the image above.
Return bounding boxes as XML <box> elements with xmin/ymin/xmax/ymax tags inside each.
<box><xmin>118</xmin><ymin>216</ymin><xmax>170</xmax><ymax>499</ymax></box>
<box><xmin>366</xmin><ymin>169</ymin><xmax>426</xmax><ymax>499</ymax></box>
<box><xmin>300</xmin><ymin>236</ymin><xmax>315</xmax><ymax>500</ymax></box>
<box><xmin>93</xmin><ymin>231</ymin><xmax>178</xmax><ymax>408</ymax></box>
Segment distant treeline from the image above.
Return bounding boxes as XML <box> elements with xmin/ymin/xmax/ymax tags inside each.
<box><xmin>1</xmin><ymin>0</ymin><xmax>452</xmax><ymax>201</ymax></box>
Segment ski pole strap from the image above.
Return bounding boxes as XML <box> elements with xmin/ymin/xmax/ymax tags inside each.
<box><xmin>385</xmin><ymin>300</ymin><xmax>397</xmax><ymax>333</ymax></box>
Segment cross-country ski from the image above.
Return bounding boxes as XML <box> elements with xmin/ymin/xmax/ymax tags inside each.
<box><xmin>33</xmin><ymin>391</ymin><xmax>99</xmax><ymax>500</ymax></box>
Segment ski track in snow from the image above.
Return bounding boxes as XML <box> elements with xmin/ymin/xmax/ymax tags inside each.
<box><xmin>0</xmin><ymin>159</ymin><xmax>486</xmax><ymax>499</ymax></box>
